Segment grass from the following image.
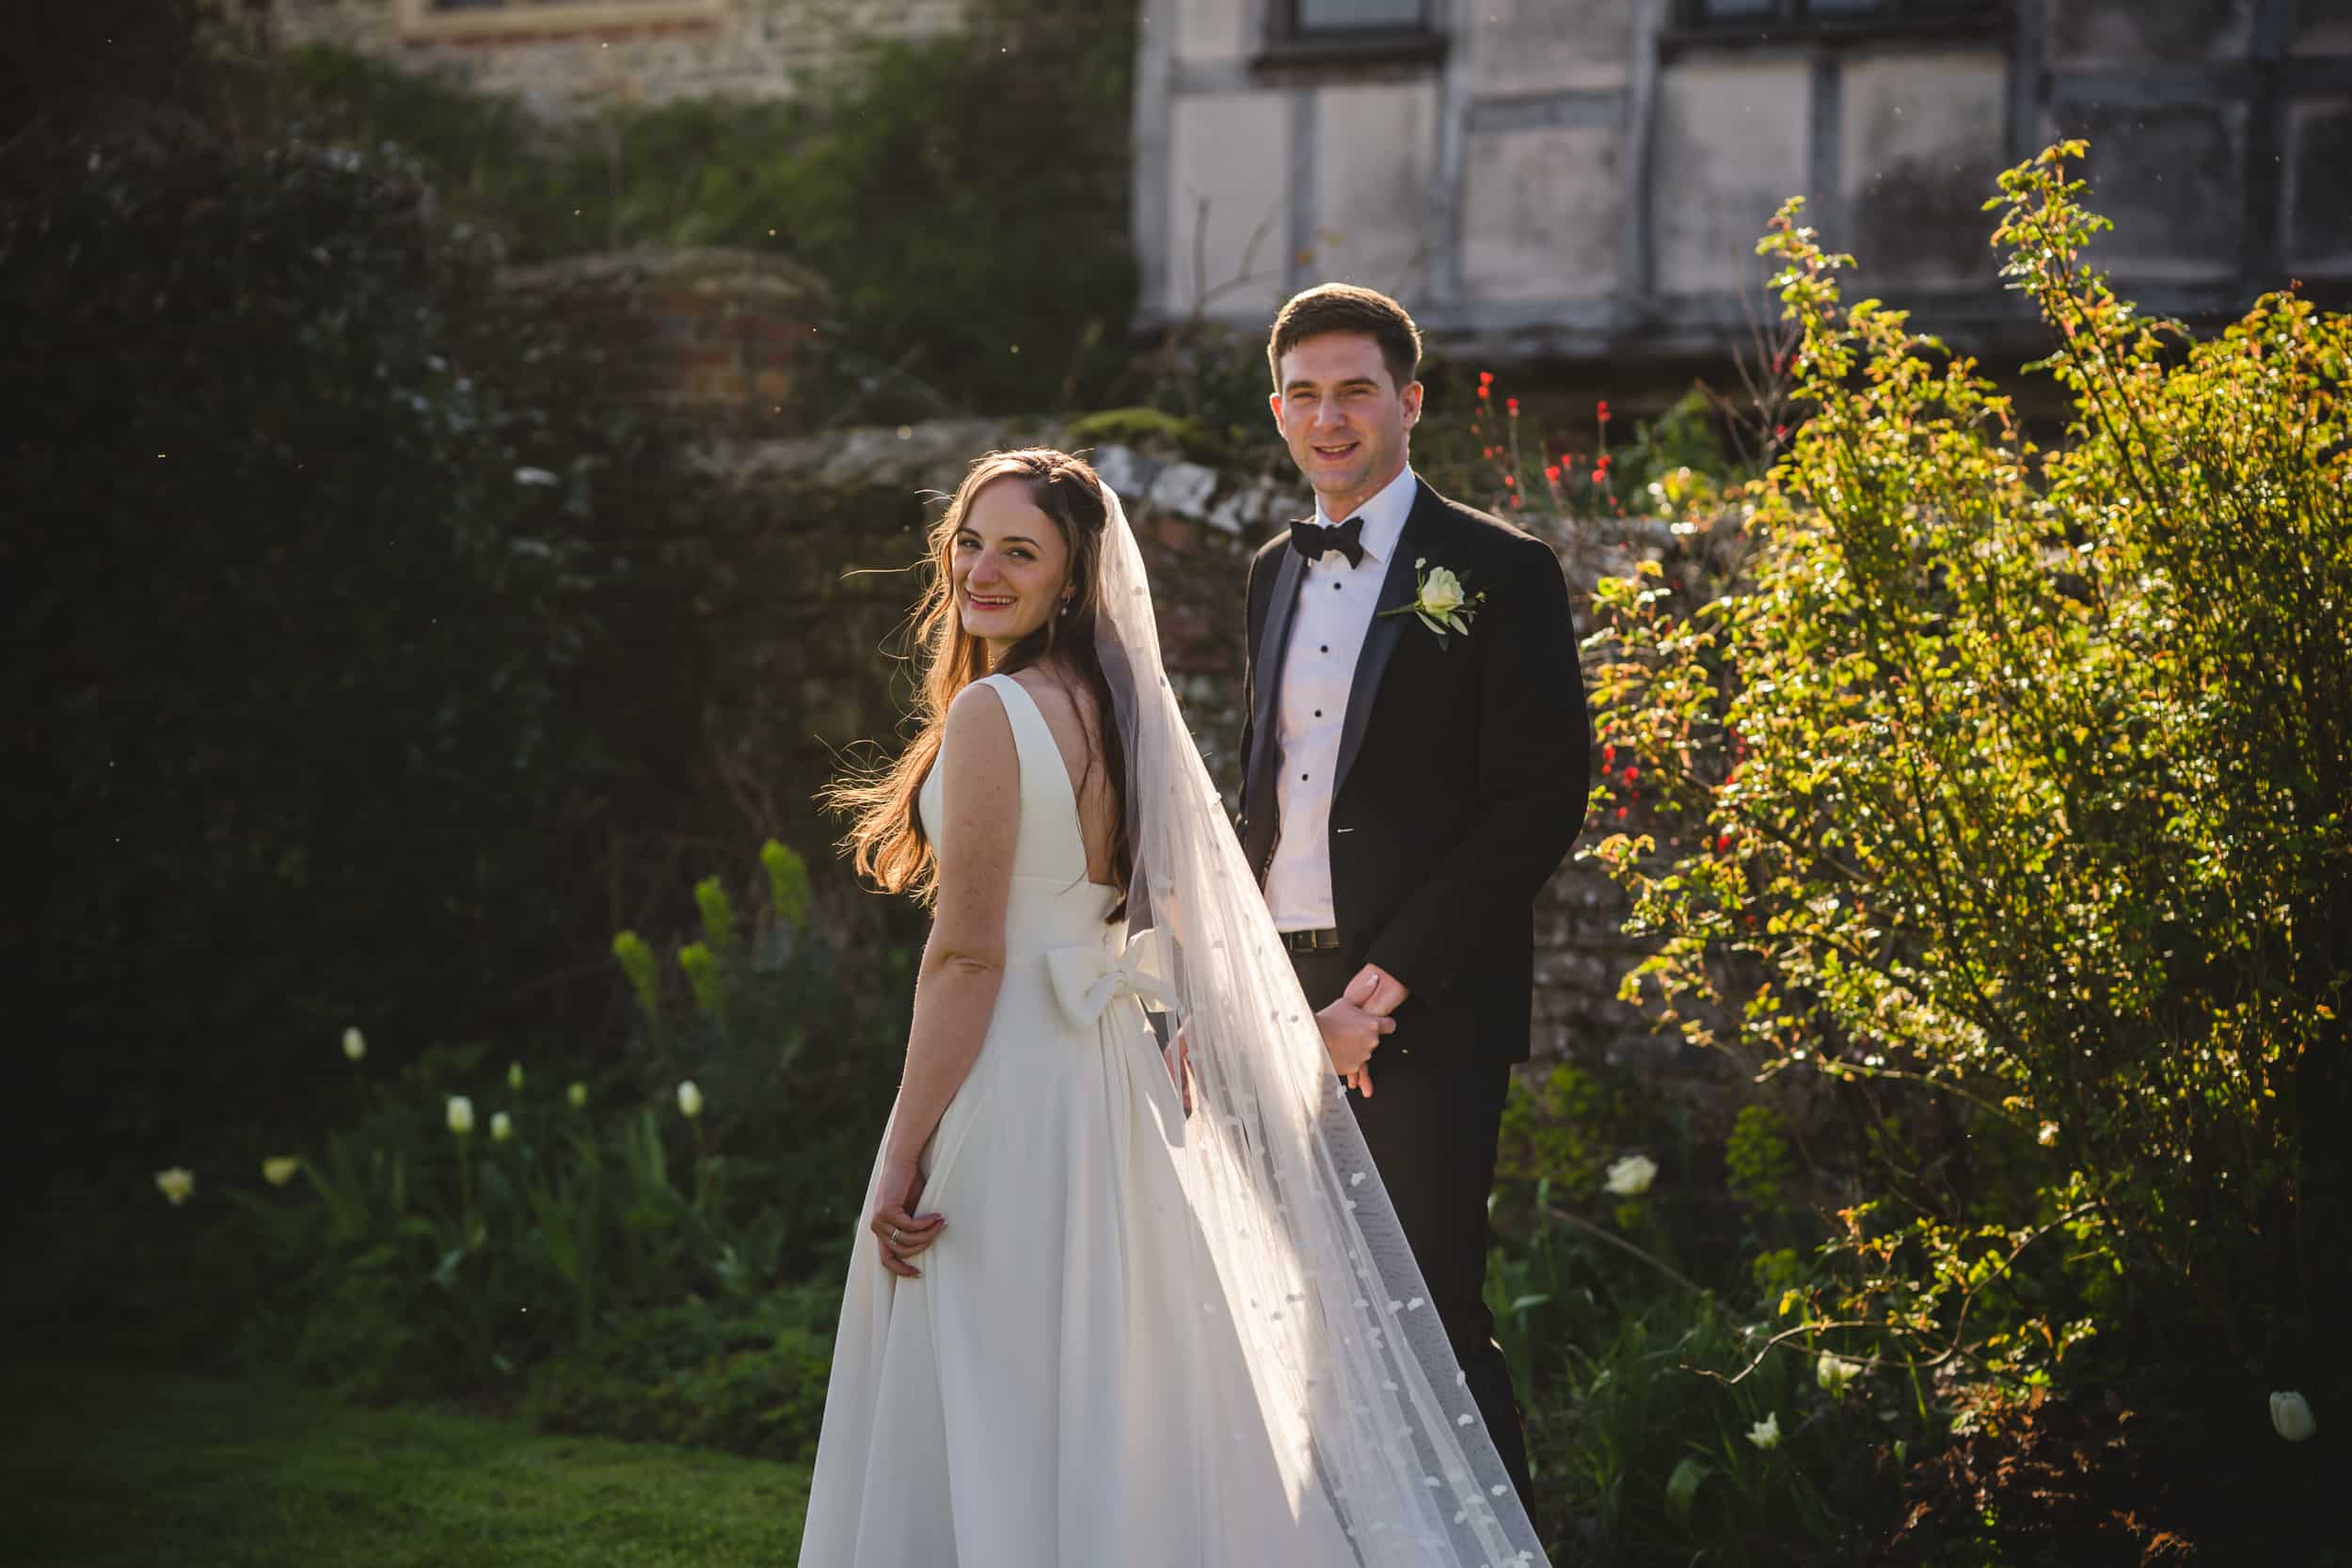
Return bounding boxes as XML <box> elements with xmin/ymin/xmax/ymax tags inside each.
<box><xmin>0</xmin><ymin>1361</ymin><xmax>810</xmax><ymax>1567</ymax></box>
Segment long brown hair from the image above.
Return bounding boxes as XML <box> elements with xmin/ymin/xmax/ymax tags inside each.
<box><xmin>826</xmin><ymin>449</ymin><xmax>1132</xmax><ymax>910</ymax></box>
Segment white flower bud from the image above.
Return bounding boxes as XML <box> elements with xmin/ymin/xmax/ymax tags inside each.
<box><xmin>490</xmin><ymin>1111</ymin><xmax>513</xmax><ymax>1143</ymax></box>
<box><xmin>261</xmin><ymin>1157</ymin><xmax>300</xmax><ymax>1188</ymax></box>
<box><xmin>2271</xmin><ymin>1390</ymin><xmax>2316</xmax><ymax>1443</ymax></box>
<box><xmin>676</xmin><ymin>1080</ymin><xmax>705</xmax><ymax>1119</ymax></box>
<box><xmin>153</xmin><ymin>1166</ymin><xmax>196</xmax><ymax>1206</ymax></box>
<box><xmin>342</xmin><ymin>1027</ymin><xmax>366</xmax><ymax>1062</ymax></box>
<box><xmin>1816</xmin><ymin>1353</ymin><xmax>1862</xmax><ymax>1394</ymax></box>
<box><xmin>507</xmin><ymin>1061</ymin><xmax>525</xmax><ymax>1092</ymax></box>
<box><xmin>446</xmin><ymin>1095</ymin><xmax>475</xmax><ymax>1135</ymax></box>
<box><xmin>566</xmin><ymin>1081</ymin><xmax>588</xmax><ymax>1111</ymax></box>
<box><xmin>1745</xmin><ymin>1412</ymin><xmax>1781</xmax><ymax>1450</ymax></box>
<box><xmin>1603</xmin><ymin>1153</ymin><xmax>1658</xmax><ymax>1196</ymax></box>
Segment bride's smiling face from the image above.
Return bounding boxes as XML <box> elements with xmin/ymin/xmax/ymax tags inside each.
<box><xmin>951</xmin><ymin>478</ymin><xmax>1073</xmax><ymax>659</ymax></box>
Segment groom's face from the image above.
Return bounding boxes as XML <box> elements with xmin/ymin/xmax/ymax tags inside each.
<box><xmin>1270</xmin><ymin>332</ymin><xmax>1422</xmax><ymax>508</ymax></box>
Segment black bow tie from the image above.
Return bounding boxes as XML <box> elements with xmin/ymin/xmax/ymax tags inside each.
<box><xmin>1291</xmin><ymin>515</ymin><xmax>1365</xmax><ymax>568</ymax></box>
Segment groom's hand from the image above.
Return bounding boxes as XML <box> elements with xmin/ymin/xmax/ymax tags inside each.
<box><xmin>1346</xmin><ymin>963</ymin><xmax>1410</xmax><ymax>1017</ymax></box>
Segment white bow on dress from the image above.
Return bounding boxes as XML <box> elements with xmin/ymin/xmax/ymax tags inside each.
<box><xmin>1046</xmin><ymin>927</ymin><xmax>1172</xmax><ymax>1027</ymax></box>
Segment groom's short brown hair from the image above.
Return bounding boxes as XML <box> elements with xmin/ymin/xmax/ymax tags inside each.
<box><xmin>1267</xmin><ymin>283</ymin><xmax>1422</xmax><ymax>394</ymax></box>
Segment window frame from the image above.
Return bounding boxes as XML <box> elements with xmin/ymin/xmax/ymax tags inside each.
<box><xmin>396</xmin><ymin>0</ymin><xmax>724</xmax><ymax>43</ymax></box>
<box><xmin>1667</xmin><ymin>0</ymin><xmax>2010</xmax><ymax>47</ymax></box>
<box><xmin>1258</xmin><ymin>0</ymin><xmax>1447</xmax><ymax>69</ymax></box>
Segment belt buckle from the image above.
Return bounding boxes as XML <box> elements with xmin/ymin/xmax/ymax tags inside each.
<box><xmin>1284</xmin><ymin>927</ymin><xmax>1338</xmax><ymax>954</ymax></box>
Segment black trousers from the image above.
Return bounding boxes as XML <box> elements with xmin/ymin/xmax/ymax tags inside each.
<box><xmin>1291</xmin><ymin>948</ymin><xmax>1535</xmax><ymax>1509</ymax></box>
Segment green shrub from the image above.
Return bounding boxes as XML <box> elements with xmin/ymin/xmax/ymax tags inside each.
<box><xmin>1582</xmin><ymin>140</ymin><xmax>2348</xmax><ymax>1559</ymax></box>
<box><xmin>0</xmin><ymin>105</ymin><xmax>655</xmax><ymax>1205</ymax></box>
<box><xmin>228</xmin><ymin>0</ymin><xmax>1136</xmax><ymax>413</ymax></box>
<box><xmin>521</xmin><ymin>1289</ymin><xmax>836</xmax><ymax>1463</ymax></box>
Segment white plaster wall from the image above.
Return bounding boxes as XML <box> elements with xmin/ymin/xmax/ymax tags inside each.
<box><xmin>1468</xmin><ymin>0</ymin><xmax>1634</xmax><ymax>96</ymax></box>
<box><xmin>1462</xmin><ymin>124</ymin><xmax>1623</xmax><ymax>301</ymax></box>
<box><xmin>1166</xmin><ymin>90</ymin><xmax>1294</xmax><ymax>317</ymax></box>
<box><xmin>1311</xmin><ymin>80</ymin><xmax>1442</xmax><ymax>299</ymax></box>
<box><xmin>1653</xmin><ymin>55</ymin><xmax>1809</xmax><ymax>296</ymax></box>
<box><xmin>1175</xmin><ymin>0</ymin><xmax>1248</xmax><ymax>66</ymax></box>
<box><xmin>1839</xmin><ymin>51</ymin><xmax>2010</xmax><ymax>289</ymax></box>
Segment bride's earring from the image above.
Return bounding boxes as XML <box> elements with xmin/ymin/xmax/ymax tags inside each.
<box><xmin>1059</xmin><ymin>597</ymin><xmax>1073</xmax><ymax>618</ymax></box>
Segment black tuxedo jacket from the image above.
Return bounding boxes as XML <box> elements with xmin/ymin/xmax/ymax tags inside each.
<box><xmin>1239</xmin><ymin>478</ymin><xmax>1591</xmax><ymax>1064</ymax></box>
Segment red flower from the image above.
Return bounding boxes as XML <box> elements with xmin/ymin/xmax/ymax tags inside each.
<box><xmin>1615</xmin><ymin>805</ymin><xmax>1629</xmax><ymax>821</ymax></box>
<box><xmin>1597</xmin><ymin>400</ymin><xmax>1612</xmax><ymax>423</ymax></box>
<box><xmin>1509</xmin><ymin>495</ymin><xmax>1523</xmax><ymax>510</ymax></box>
<box><xmin>1477</xmin><ymin>384</ymin><xmax>1491</xmax><ymax>400</ymax></box>
<box><xmin>1506</xmin><ymin>397</ymin><xmax>1520</xmax><ymax>416</ymax></box>
<box><xmin>1594</xmin><ymin>453</ymin><xmax>1612</xmax><ymax>477</ymax></box>
<box><xmin>1544</xmin><ymin>464</ymin><xmax>1562</xmax><ymax>483</ymax></box>
<box><xmin>1623</xmin><ymin>766</ymin><xmax>1639</xmax><ymax>784</ymax></box>
<box><xmin>1478</xmin><ymin>371</ymin><xmax>1494</xmax><ymax>387</ymax></box>
<box><xmin>1774</xmin><ymin>424</ymin><xmax>1788</xmax><ymax>441</ymax></box>
<box><xmin>1602</xmin><ymin>744</ymin><xmax>1616</xmax><ymax>765</ymax></box>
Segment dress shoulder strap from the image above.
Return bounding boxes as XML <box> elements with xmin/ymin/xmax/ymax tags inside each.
<box><xmin>976</xmin><ymin>673</ymin><xmax>1063</xmax><ymax>796</ymax></box>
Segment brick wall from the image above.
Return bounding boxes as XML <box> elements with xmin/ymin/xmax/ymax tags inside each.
<box><xmin>260</xmin><ymin>0</ymin><xmax>970</xmax><ymax>111</ymax></box>
<box><xmin>501</xmin><ymin>247</ymin><xmax>825</xmax><ymax>430</ymax></box>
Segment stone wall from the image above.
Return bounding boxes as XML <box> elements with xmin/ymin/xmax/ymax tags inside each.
<box><xmin>695</xmin><ymin>418</ymin><xmax>1686</xmax><ymax>1073</ymax></box>
<box><xmin>259</xmin><ymin>0</ymin><xmax>968</xmax><ymax>111</ymax></box>
<box><xmin>503</xmin><ymin>245</ymin><xmax>1690</xmax><ymax>1073</ymax></box>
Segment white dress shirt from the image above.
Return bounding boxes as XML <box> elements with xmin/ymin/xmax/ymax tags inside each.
<box><xmin>1265</xmin><ymin>463</ymin><xmax>1420</xmax><ymax>932</ymax></box>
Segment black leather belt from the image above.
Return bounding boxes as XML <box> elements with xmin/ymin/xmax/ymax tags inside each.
<box><xmin>1279</xmin><ymin>927</ymin><xmax>1340</xmax><ymax>954</ymax></box>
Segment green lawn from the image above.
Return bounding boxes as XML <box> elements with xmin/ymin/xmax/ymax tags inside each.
<box><xmin>0</xmin><ymin>1363</ymin><xmax>810</xmax><ymax>1567</ymax></box>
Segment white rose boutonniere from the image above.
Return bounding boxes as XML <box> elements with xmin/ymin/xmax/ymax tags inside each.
<box><xmin>1379</xmin><ymin>558</ymin><xmax>1486</xmax><ymax>649</ymax></box>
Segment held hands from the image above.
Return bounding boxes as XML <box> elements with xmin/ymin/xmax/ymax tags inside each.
<box><xmin>868</xmin><ymin>1152</ymin><xmax>944</xmax><ymax>1279</ymax></box>
<box><xmin>1316</xmin><ymin>963</ymin><xmax>1408</xmax><ymax>1099</ymax></box>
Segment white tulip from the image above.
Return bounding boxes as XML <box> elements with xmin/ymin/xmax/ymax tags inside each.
<box><xmin>1603</xmin><ymin>1153</ymin><xmax>1658</xmax><ymax>1196</ymax></box>
<box><xmin>342</xmin><ymin>1026</ymin><xmax>366</xmax><ymax>1062</ymax></box>
<box><xmin>261</xmin><ymin>1157</ymin><xmax>300</xmax><ymax>1187</ymax></box>
<box><xmin>153</xmin><ymin>1166</ymin><xmax>196</xmax><ymax>1206</ymax></box>
<box><xmin>1745</xmin><ymin>1411</ymin><xmax>1782</xmax><ymax>1450</ymax></box>
<box><xmin>2271</xmin><ymin>1390</ymin><xmax>2317</xmax><ymax>1443</ymax></box>
<box><xmin>490</xmin><ymin>1111</ymin><xmax>514</xmax><ymax>1143</ymax></box>
<box><xmin>1816</xmin><ymin>1353</ymin><xmax>1862</xmax><ymax>1394</ymax></box>
<box><xmin>677</xmin><ymin>1080</ymin><xmax>705</xmax><ymax>1119</ymax></box>
<box><xmin>566</xmin><ymin>1081</ymin><xmax>588</xmax><ymax>1111</ymax></box>
<box><xmin>446</xmin><ymin>1095</ymin><xmax>475</xmax><ymax>1135</ymax></box>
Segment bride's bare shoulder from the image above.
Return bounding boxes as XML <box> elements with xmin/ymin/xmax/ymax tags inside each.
<box><xmin>938</xmin><ymin>679</ymin><xmax>1016</xmax><ymax>781</ymax></box>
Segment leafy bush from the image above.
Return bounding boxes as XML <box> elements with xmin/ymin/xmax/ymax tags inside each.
<box><xmin>0</xmin><ymin>106</ymin><xmax>653</xmax><ymax>1195</ymax></box>
<box><xmin>108</xmin><ymin>840</ymin><xmax>904</xmax><ymax>1409</ymax></box>
<box><xmin>1579</xmin><ymin>141</ymin><xmax>2348</xmax><ymax>1560</ymax></box>
<box><xmin>521</xmin><ymin>1287</ymin><xmax>836</xmax><ymax>1462</ymax></box>
<box><xmin>229</xmin><ymin>0</ymin><xmax>1136</xmax><ymax>412</ymax></box>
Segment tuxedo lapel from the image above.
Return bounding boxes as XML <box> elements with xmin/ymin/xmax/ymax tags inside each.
<box><xmin>1333</xmin><ymin>483</ymin><xmax>1444</xmax><ymax>800</ymax></box>
<box><xmin>1244</xmin><ymin>542</ymin><xmax>1308</xmax><ymax>852</ymax></box>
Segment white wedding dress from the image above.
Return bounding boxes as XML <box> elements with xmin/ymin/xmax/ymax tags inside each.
<box><xmin>798</xmin><ymin>673</ymin><xmax>1356</xmax><ymax>1568</ymax></box>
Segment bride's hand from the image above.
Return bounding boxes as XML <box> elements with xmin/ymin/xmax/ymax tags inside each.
<box><xmin>869</xmin><ymin>1156</ymin><xmax>944</xmax><ymax>1279</ymax></box>
<box><xmin>1166</xmin><ymin>1024</ymin><xmax>1193</xmax><ymax>1115</ymax></box>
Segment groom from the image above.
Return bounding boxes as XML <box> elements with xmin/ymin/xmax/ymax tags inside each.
<box><xmin>1239</xmin><ymin>283</ymin><xmax>1591</xmax><ymax>1503</ymax></box>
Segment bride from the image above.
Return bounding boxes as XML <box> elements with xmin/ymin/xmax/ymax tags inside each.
<box><xmin>802</xmin><ymin>449</ymin><xmax>1549</xmax><ymax>1568</ymax></box>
